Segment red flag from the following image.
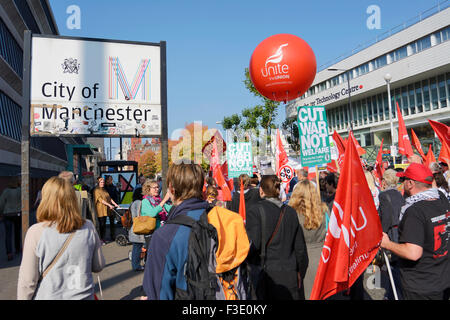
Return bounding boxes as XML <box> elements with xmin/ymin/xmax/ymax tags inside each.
<box><xmin>332</xmin><ymin>131</ymin><xmax>346</xmax><ymax>168</ymax></box>
<box><xmin>310</xmin><ymin>132</ymin><xmax>382</xmax><ymax>300</ymax></box>
<box><xmin>221</xmin><ymin>161</ymin><xmax>234</xmax><ymax>192</ymax></box>
<box><xmin>410</xmin><ymin>128</ymin><xmax>426</xmax><ymax>162</ymax></box>
<box><xmin>350</xmin><ymin>134</ymin><xmax>366</xmax><ymax>156</ymax></box>
<box><xmin>211</xmin><ymin>139</ymin><xmax>232</xmax><ymax>201</ymax></box>
<box><xmin>429</xmin><ymin>119</ymin><xmax>450</xmax><ymax>164</ymax></box>
<box><xmin>276</xmin><ymin>129</ymin><xmax>289</xmax><ymax>175</ymax></box>
<box><xmin>327</xmin><ymin>160</ymin><xmax>339</xmax><ymax>174</ymax></box>
<box><xmin>239</xmin><ymin>178</ymin><xmax>246</xmax><ymax>224</ymax></box>
<box><xmin>396</xmin><ymin>102</ymin><xmax>414</xmax><ymax>157</ymax></box>
<box><xmin>425</xmin><ymin>144</ymin><xmax>437</xmax><ymax>167</ymax></box>
<box><xmin>374</xmin><ymin>139</ymin><xmax>385</xmax><ymax>185</ymax></box>
<box><xmin>213</xmin><ymin>165</ymin><xmax>232</xmax><ymax>201</ymax></box>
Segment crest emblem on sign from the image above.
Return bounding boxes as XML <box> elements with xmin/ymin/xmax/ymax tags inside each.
<box><xmin>61</xmin><ymin>58</ymin><xmax>80</xmax><ymax>74</ymax></box>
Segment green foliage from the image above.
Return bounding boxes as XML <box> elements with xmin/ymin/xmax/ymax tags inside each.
<box><xmin>281</xmin><ymin>118</ymin><xmax>300</xmax><ymax>153</ymax></box>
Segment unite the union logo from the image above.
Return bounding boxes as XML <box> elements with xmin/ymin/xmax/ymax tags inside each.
<box><xmin>260</xmin><ymin>43</ymin><xmax>290</xmax><ymax>80</ymax></box>
<box><xmin>321</xmin><ymin>201</ymin><xmax>368</xmax><ymax>263</ymax></box>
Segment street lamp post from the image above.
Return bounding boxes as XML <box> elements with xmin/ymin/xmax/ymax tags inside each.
<box><xmin>328</xmin><ymin>68</ymin><xmax>354</xmax><ymax>131</ymax></box>
<box><xmin>384</xmin><ymin>73</ymin><xmax>396</xmax><ymax>165</ymax></box>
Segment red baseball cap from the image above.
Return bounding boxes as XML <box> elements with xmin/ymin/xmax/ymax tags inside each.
<box><xmin>396</xmin><ymin>163</ymin><xmax>434</xmax><ymax>185</ymax></box>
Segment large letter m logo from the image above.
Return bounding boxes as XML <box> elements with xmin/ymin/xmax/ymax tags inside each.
<box><xmin>109</xmin><ymin>57</ymin><xmax>151</xmax><ymax>101</ymax></box>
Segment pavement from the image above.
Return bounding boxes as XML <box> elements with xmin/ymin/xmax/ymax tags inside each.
<box><xmin>0</xmin><ymin>220</ymin><xmax>391</xmax><ymax>300</ymax></box>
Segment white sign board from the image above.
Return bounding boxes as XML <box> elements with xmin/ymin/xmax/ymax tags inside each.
<box><xmin>30</xmin><ymin>36</ymin><xmax>162</xmax><ymax>136</ymax></box>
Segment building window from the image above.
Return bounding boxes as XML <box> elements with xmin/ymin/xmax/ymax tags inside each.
<box><xmin>439</xmin><ymin>75</ymin><xmax>447</xmax><ymax>108</ymax></box>
<box><xmin>355</xmin><ymin>63</ymin><xmax>369</xmax><ymax>77</ymax></box>
<box><xmin>367</xmin><ymin>98</ymin><xmax>373</xmax><ymax>123</ymax></box>
<box><xmin>430</xmin><ymin>77</ymin><xmax>438</xmax><ymax>110</ymax></box>
<box><xmin>319</xmin><ymin>82</ymin><xmax>327</xmax><ymax>92</ymax></box>
<box><xmin>0</xmin><ymin>91</ymin><xmax>21</xmax><ymax>141</ymax></box>
<box><xmin>408</xmin><ymin>84</ymin><xmax>416</xmax><ymax>114</ymax></box>
<box><xmin>393</xmin><ymin>46</ymin><xmax>408</xmax><ymax>61</ymax></box>
<box><xmin>433</xmin><ymin>31</ymin><xmax>442</xmax><ymax>45</ymax></box>
<box><xmin>416</xmin><ymin>36</ymin><xmax>431</xmax><ymax>52</ymax></box>
<box><xmin>376</xmin><ymin>94</ymin><xmax>383</xmax><ymax>121</ymax></box>
<box><xmin>415</xmin><ymin>82</ymin><xmax>423</xmax><ymax>113</ymax></box>
<box><xmin>442</xmin><ymin>26</ymin><xmax>450</xmax><ymax>42</ymax></box>
<box><xmin>383</xmin><ymin>92</ymin><xmax>389</xmax><ymax>120</ymax></box>
<box><xmin>373</xmin><ymin>55</ymin><xmax>387</xmax><ymax>69</ymax></box>
<box><xmin>402</xmin><ymin>86</ymin><xmax>409</xmax><ymax>116</ymax></box>
<box><xmin>0</xmin><ymin>19</ymin><xmax>23</xmax><ymax>78</ymax></box>
<box><xmin>422</xmin><ymin>79</ymin><xmax>430</xmax><ymax>112</ymax></box>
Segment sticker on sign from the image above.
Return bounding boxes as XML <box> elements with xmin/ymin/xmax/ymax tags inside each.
<box><xmin>278</xmin><ymin>164</ymin><xmax>294</xmax><ymax>183</ymax></box>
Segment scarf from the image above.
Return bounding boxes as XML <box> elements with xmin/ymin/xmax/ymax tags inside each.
<box><xmin>399</xmin><ymin>188</ymin><xmax>440</xmax><ymax>221</ymax></box>
<box><xmin>144</xmin><ymin>195</ymin><xmax>168</xmax><ymax>221</ymax></box>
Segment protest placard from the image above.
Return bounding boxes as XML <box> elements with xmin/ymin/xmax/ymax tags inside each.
<box><xmin>227</xmin><ymin>142</ymin><xmax>253</xmax><ymax>178</ymax></box>
<box><xmin>297</xmin><ymin>106</ymin><xmax>331</xmax><ymax>167</ymax></box>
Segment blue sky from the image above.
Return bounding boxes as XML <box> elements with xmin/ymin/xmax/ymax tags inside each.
<box><xmin>48</xmin><ymin>0</ymin><xmax>443</xmax><ymax>157</ymax></box>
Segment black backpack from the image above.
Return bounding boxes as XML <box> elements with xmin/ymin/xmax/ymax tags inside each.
<box><xmin>165</xmin><ymin>207</ymin><xmax>250</xmax><ymax>300</ymax></box>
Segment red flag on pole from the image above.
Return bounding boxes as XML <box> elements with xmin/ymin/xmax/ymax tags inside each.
<box><xmin>310</xmin><ymin>132</ymin><xmax>382</xmax><ymax>300</ymax></box>
<box><xmin>239</xmin><ymin>178</ymin><xmax>246</xmax><ymax>224</ymax></box>
<box><xmin>276</xmin><ymin>129</ymin><xmax>289</xmax><ymax>175</ymax></box>
<box><xmin>410</xmin><ymin>128</ymin><xmax>426</xmax><ymax>161</ymax></box>
<box><xmin>211</xmin><ymin>139</ymin><xmax>232</xmax><ymax>201</ymax></box>
<box><xmin>396</xmin><ymin>102</ymin><xmax>414</xmax><ymax>158</ymax></box>
<box><xmin>428</xmin><ymin>119</ymin><xmax>450</xmax><ymax>164</ymax></box>
<box><xmin>425</xmin><ymin>144</ymin><xmax>437</xmax><ymax>167</ymax></box>
<box><xmin>332</xmin><ymin>131</ymin><xmax>346</xmax><ymax>168</ymax></box>
<box><xmin>350</xmin><ymin>133</ymin><xmax>366</xmax><ymax>156</ymax></box>
<box><xmin>374</xmin><ymin>139</ymin><xmax>385</xmax><ymax>185</ymax></box>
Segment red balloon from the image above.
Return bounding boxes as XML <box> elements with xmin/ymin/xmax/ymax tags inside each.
<box><xmin>249</xmin><ymin>34</ymin><xmax>317</xmax><ymax>103</ymax></box>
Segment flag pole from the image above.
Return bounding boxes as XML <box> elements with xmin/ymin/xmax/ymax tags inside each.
<box><xmin>383</xmin><ymin>250</ymin><xmax>398</xmax><ymax>300</ymax></box>
<box><xmin>315</xmin><ymin>165</ymin><xmax>321</xmax><ymax>202</ymax></box>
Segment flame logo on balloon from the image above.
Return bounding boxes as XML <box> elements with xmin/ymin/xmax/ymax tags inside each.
<box><xmin>265</xmin><ymin>43</ymin><xmax>289</xmax><ymax>67</ymax></box>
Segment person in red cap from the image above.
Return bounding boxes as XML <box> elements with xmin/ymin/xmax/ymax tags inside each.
<box><xmin>381</xmin><ymin>162</ymin><xmax>450</xmax><ymax>300</ymax></box>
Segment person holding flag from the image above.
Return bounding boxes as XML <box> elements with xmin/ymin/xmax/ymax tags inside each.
<box><xmin>310</xmin><ymin>131</ymin><xmax>382</xmax><ymax>300</ymax></box>
<box><xmin>381</xmin><ymin>163</ymin><xmax>450</xmax><ymax>300</ymax></box>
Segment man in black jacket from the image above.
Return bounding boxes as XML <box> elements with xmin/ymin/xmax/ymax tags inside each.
<box><xmin>227</xmin><ymin>174</ymin><xmax>261</xmax><ymax>214</ymax></box>
<box><xmin>245</xmin><ymin>175</ymin><xmax>308</xmax><ymax>300</ymax></box>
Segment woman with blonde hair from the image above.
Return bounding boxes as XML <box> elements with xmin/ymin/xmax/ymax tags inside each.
<box><xmin>17</xmin><ymin>176</ymin><xmax>105</xmax><ymax>300</ymax></box>
<box><xmin>365</xmin><ymin>170</ymin><xmax>380</xmax><ymax>209</ymax></box>
<box><xmin>288</xmin><ymin>179</ymin><xmax>329</xmax><ymax>300</ymax></box>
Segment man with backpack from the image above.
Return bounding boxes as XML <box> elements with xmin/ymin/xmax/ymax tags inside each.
<box><xmin>142</xmin><ymin>163</ymin><xmax>250</xmax><ymax>300</ymax></box>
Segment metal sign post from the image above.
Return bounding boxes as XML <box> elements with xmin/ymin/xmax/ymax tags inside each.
<box><xmin>21</xmin><ymin>30</ymin><xmax>32</xmax><ymax>246</ymax></box>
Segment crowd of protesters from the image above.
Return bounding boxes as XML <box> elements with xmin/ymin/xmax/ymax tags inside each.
<box><xmin>3</xmin><ymin>152</ymin><xmax>450</xmax><ymax>300</ymax></box>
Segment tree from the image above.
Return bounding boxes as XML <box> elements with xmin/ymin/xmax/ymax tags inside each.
<box><xmin>281</xmin><ymin>118</ymin><xmax>300</xmax><ymax>153</ymax></box>
<box><xmin>138</xmin><ymin>149</ymin><xmax>160</xmax><ymax>178</ymax></box>
<box><xmin>222</xmin><ymin>113</ymin><xmax>241</xmax><ymax>131</ymax></box>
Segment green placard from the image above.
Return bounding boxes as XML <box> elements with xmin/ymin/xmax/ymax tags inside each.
<box><xmin>227</xmin><ymin>142</ymin><xmax>253</xmax><ymax>178</ymax></box>
<box><xmin>297</xmin><ymin>106</ymin><xmax>331</xmax><ymax>167</ymax></box>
